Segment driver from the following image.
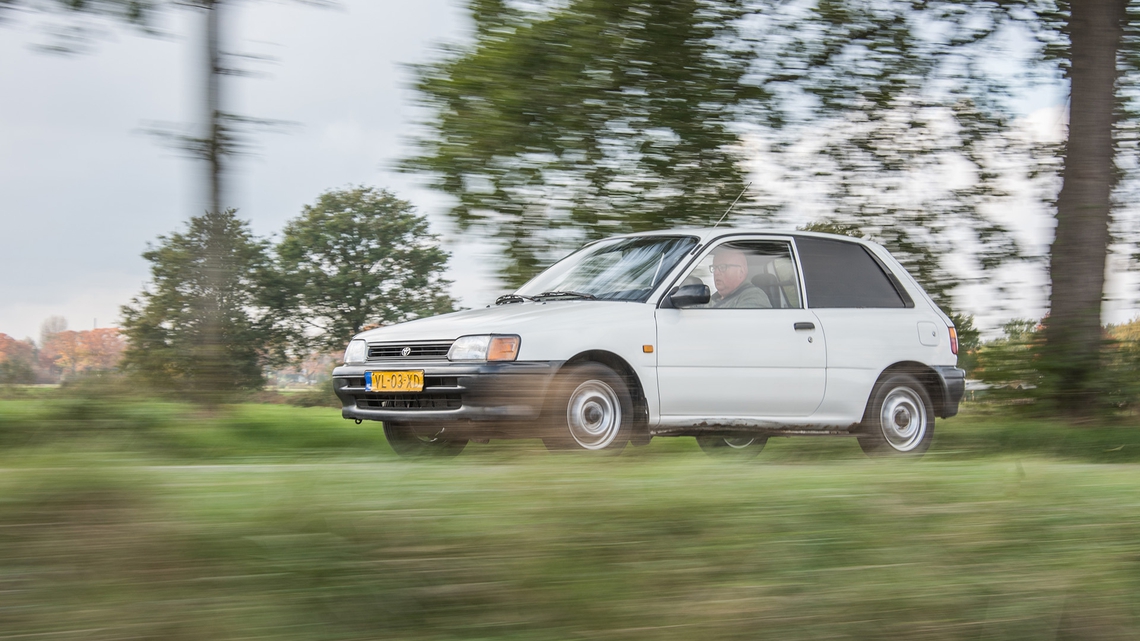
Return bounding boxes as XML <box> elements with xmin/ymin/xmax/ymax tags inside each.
<box><xmin>708</xmin><ymin>247</ymin><xmax>771</xmax><ymax>309</ymax></box>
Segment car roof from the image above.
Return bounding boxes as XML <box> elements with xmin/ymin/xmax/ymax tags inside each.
<box><xmin>605</xmin><ymin>227</ymin><xmax>878</xmax><ymax>247</ymax></box>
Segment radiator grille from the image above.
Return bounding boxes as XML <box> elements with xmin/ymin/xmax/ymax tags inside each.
<box><xmin>367</xmin><ymin>341</ymin><xmax>453</xmax><ymax>361</ymax></box>
<box><xmin>356</xmin><ymin>393</ymin><xmax>462</xmax><ymax>411</ymax></box>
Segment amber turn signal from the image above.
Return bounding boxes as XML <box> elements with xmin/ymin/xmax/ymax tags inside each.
<box><xmin>642</xmin><ymin>345</ymin><xmax>654</xmax><ymax>353</ymax></box>
<box><xmin>488</xmin><ymin>335</ymin><xmax>521</xmax><ymax>361</ymax></box>
<box><xmin>948</xmin><ymin>327</ymin><xmax>958</xmax><ymax>355</ymax></box>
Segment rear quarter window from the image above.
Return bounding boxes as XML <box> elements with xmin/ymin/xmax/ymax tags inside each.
<box><xmin>795</xmin><ymin>237</ymin><xmax>908</xmax><ymax>308</ymax></box>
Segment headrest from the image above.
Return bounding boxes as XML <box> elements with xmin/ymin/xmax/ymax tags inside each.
<box><xmin>773</xmin><ymin>257</ymin><xmax>795</xmax><ymax>282</ymax></box>
<box><xmin>751</xmin><ymin>273</ymin><xmax>778</xmax><ymax>288</ymax></box>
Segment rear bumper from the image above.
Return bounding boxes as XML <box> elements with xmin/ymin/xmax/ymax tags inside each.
<box><xmin>933</xmin><ymin>365</ymin><xmax>966</xmax><ymax>418</ymax></box>
<box><xmin>332</xmin><ymin>361</ymin><xmax>562</xmax><ymax>424</ymax></box>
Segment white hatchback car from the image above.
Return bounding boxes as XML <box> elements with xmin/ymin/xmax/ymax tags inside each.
<box><xmin>332</xmin><ymin>229</ymin><xmax>965</xmax><ymax>458</ymax></box>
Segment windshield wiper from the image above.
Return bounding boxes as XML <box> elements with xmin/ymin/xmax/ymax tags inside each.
<box><xmin>495</xmin><ymin>294</ymin><xmax>534</xmax><ymax>305</ymax></box>
<box><xmin>534</xmin><ymin>290</ymin><xmax>598</xmax><ymax>300</ymax></box>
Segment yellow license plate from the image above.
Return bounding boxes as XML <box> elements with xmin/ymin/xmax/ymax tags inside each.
<box><xmin>367</xmin><ymin>370</ymin><xmax>424</xmax><ymax>393</ymax></box>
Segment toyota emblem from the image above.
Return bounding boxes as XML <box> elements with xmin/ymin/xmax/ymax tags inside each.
<box><xmin>400</xmin><ymin>346</ymin><xmax>412</xmax><ymax>357</ymax></box>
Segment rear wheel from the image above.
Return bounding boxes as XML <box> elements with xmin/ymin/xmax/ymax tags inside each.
<box><xmin>383</xmin><ymin>421</ymin><xmax>468</xmax><ymax>458</ymax></box>
<box><xmin>696</xmin><ymin>435</ymin><xmax>767</xmax><ymax>459</ymax></box>
<box><xmin>858</xmin><ymin>374</ymin><xmax>934</xmax><ymax>458</ymax></box>
<box><xmin>542</xmin><ymin>363</ymin><xmax>632</xmax><ymax>454</ymax></box>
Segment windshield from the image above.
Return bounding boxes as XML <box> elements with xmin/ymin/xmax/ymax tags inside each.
<box><xmin>515</xmin><ymin>235</ymin><xmax>699</xmax><ymax>302</ymax></box>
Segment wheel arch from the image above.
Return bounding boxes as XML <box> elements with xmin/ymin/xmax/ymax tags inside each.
<box><xmin>559</xmin><ymin>350</ymin><xmax>651</xmax><ymax>444</ymax></box>
<box><xmin>863</xmin><ymin>361</ymin><xmax>947</xmax><ymax>421</ymax></box>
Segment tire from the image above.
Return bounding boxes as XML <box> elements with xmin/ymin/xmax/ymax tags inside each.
<box><xmin>696</xmin><ymin>434</ymin><xmax>767</xmax><ymax>460</ymax></box>
<box><xmin>383</xmin><ymin>421</ymin><xmax>468</xmax><ymax>458</ymax></box>
<box><xmin>858</xmin><ymin>373</ymin><xmax>934</xmax><ymax>458</ymax></box>
<box><xmin>542</xmin><ymin>363</ymin><xmax>632</xmax><ymax>454</ymax></box>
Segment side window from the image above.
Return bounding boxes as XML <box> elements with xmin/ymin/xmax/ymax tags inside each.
<box><xmin>795</xmin><ymin>237</ymin><xmax>907</xmax><ymax>308</ymax></box>
<box><xmin>678</xmin><ymin>240</ymin><xmax>802</xmax><ymax>309</ymax></box>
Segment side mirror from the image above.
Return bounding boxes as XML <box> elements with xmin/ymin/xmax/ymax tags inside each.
<box><xmin>665</xmin><ymin>283</ymin><xmax>711</xmax><ymax>308</ymax></box>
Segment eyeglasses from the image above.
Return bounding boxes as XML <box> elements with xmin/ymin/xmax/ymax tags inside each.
<box><xmin>709</xmin><ymin>264</ymin><xmax>744</xmax><ymax>274</ymax></box>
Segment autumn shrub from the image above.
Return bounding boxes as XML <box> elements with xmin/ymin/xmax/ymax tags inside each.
<box><xmin>0</xmin><ymin>333</ymin><xmax>37</xmax><ymax>385</ymax></box>
<box><xmin>0</xmin><ymin>358</ymin><xmax>36</xmax><ymax>385</ymax></box>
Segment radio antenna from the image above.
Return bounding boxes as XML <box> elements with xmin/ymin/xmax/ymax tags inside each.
<box><xmin>713</xmin><ymin>182</ymin><xmax>751</xmax><ymax>228</ymax></box>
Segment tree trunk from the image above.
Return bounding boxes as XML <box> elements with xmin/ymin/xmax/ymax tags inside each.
<box><xmin>1045</xmin><ymin>0</ymin><xmax>1127</xmax><ymax>417</ymax></box>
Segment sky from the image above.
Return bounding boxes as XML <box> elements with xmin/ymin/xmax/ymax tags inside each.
<box><xmin>0</xmin><ymin>0</ymin><xmax>496</xmax><ymax>342</ymax></box>
<box><xmin>0</xmin><ymin>1</ymin><xmax>1136</xmax><ymax>343</ymax></box>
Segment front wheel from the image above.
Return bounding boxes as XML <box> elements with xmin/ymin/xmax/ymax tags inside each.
<box><xmin>542</xmin><ymin>363</ymin><xmax>632</xmax><ymax>454</ymax></box>
<box><xmin>696</xmin><ymin>435</ymin><xmax>767</xmax><ymax>460</ymax></box>
<box><xmin>858</xmin><ymin>374</ymin><xmax>934</xmax><ymax>458</ymax></box>
<box><xmin>383</xmin><ymin>421</ymin><xmax>468</xmax><ymax>458</ymax></box>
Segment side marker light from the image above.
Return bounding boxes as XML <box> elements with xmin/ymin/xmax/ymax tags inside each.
<box><xmin>642</xmin><ymin>345</ymin><xmax>654</xmax><ymax>353</ymax></box>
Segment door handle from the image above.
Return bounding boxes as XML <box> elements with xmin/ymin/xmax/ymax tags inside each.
<box><xmin>794</xmin><ymin>322</ymin><xmax>815</xmax><ymax>331</ymax></box>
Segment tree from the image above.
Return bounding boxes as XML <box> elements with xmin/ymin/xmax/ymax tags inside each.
<box><xmin>0</xmin><ymin>1</ymin><xmax>157</xmax><ymax>52</ymax></box>
<box><xmin>409</xmin><ymin>0</ymin><xmax>1032</xmax><ymax>306</ymax></box>
<box><xmin>0</xmin><ymin>334</ymin><xmax>36</xmax><ymax>385</ymax></box>
<box><xmin>406</xmin><ymin>0</ymin><xmax>766</xmax><ymax>287</ymax></box>
<box><xmin>749</xmin><ymin>0</ymin><xmax>1051</xmax><ymax>327</ymax></box>
<box><xmin>7</xmin><ymin>0</ymin><xmax>327</xmax><ymax>402</ymax></box>
<box><xmin>120</xmin><ymin>209</ymin><xmax>278</xmax><ymax>399</ymax></box>
<box><xmin>1041</xmin><ymin>0</ymin><xmax>1129</xmax><ymax>415</ymax></box>
<box><xmin>275</xmin><ymin>187</ymin><xmax>455</xmax><ymax>353</ymax></box>
<box><xmin>40</xmin><ymin>328</ymin><xmax>126</xmax><ymax>378</ymax></box>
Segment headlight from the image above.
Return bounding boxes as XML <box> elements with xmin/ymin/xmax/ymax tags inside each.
<box><xmin>343</xmin><ymin>339</ymin><xmax>368</xmax><ymax>364</ymax></box>
<box><xmin>447</xmin><ymin>334</ymin><xmax>521</xmax><ymax>362</ymax></box>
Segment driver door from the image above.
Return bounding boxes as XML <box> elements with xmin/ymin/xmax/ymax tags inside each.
<box><xmin>655</xmin><ymin>238</ymin><xmax>826</xmax><ymax>419</ymax></box>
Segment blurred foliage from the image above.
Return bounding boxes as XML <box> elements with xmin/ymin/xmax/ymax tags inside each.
<box><xmin>0</xmin><ymin>0</ymin><xmax>159</xmax><ymax>53</ymax></box>
<box><xmin>407</xmin><ymin>0</ymin><xmax>765</xmax><ymax>286</ymax></box>
<box><xmin>757</xmin><ymin>0</ymin><xmax>1050</xmax><ymax>315</ymax></box>
<box><xmin>951</xmin><ymin>312</ymin><xmax>982</xmax><ymax>373</ymax></box>
<box><xmin>280</xmin><ymin>381</ymin><xmax>340</xmax><ymax>408</ymax></box>
<box><xmin>7</xmin><ymin>390</ymin><xmax>1140</xmax><ymax>461</ymax></box>
<box><xmin>0</xmin><ymin>358</ymin><xmax>36</xmax><ymax>385</ymax></box>
<box><xmin>120</xmin><ymin>209</ymin><xmax>282</xmax><ymax>399</ymax></box>
<box><xmin>972</xmin><ymin>317</ymin><xmax>1140</xmax><ymax>416</ymax></box>
<box><xmin>972</xmin><ymin>319</ymin><xmax>1047</xmax><ymax>405</ymax></box>
<box><xmin>0</xmin><ymin>334</ymin><xmax>37</xmax><ymax>385</ymax></box>
<box><xmin>273</xmin><ymin>187</ymin><xmax>455</xmax><ymax>354</ymax></box>
<box><xmin>256</xmin><ymin>379</ymin><xmax>342</xmax><ymax>409</ymax></box>
<box><xmin>409</xmin><ymin>0</ymin><xmax>1043</xmax><ymax>295</ymax></box>
<box><xmin>0</xmin><ymin>394</ymin><xmax>385</xmax><ymax>456</ymax></box>
<box><xmin>39</xmin><ymin>327</ymin><xmax>125</xmax><ymax>380</ymax></box>
<box><xmin>1</xmin><ymin>451</ymin><xmax>1140</xmax><ymax>639</ymax></box>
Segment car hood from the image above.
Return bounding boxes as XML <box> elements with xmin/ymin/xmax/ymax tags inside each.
<box><xmin>355</xmin><ymin>300</ymin><xmax>647</xmax><ymax>343</ymax></box>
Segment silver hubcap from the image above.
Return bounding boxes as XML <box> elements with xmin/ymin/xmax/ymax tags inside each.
<box><xmin>723</xmin><ymin>436</ymin><xmax>757</xmax><ymax>449</ymax></box>
<box><xmin>566</xmin><ymin>380</ymin><xmax>622</xmax><ymax>450</ymax></box>
<box><xmin>413</xmin><ymin>425</ymin><xmax>447</xmax><ymax>444</ymax></box>
<box><xmin>879</xmin><ymin>387</ymin><xmax>927</xmax><ymax>451</ymax></box>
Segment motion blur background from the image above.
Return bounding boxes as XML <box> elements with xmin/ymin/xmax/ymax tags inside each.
<box><xmin>2</xmin><ymin>1</ymin><xmax>1140</xmax><ymax>639</ymax></box>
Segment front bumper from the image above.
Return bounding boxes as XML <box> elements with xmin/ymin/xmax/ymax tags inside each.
<box><xmin>332</xmin><ymin>360</ymin><xmax>562</xmax><ymax>424</ymax></box>
<box><xmin>933</xmin><ymin>365</ymin><xmax>966</xmax><ymax>418</ymax></box>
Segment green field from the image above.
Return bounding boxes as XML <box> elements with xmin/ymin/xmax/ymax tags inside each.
<box><xmin>1</xmin><ymin>398</ymin><xmax>1139</xmax><ymax>639</ymax></box>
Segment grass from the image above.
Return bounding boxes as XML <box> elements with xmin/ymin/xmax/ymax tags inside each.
<box><xmin>4</xmin><ymin>392</ymin><xmax>1140</xmax><ymax>462</ymax></box>
<box><xmin>0</xmin><ymin>455</ymin><xmax>1138</xmax><ymax>640</ymax></box>
<box><xmin>1</xmin><ymin>395</ymin><xmax>1139</xmax><ymax>639</ymax></box>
